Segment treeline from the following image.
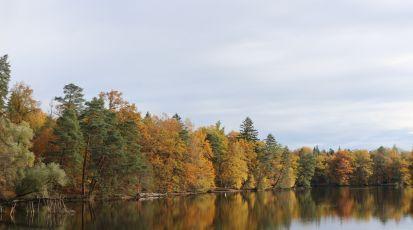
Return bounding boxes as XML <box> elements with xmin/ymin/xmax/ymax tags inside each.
<box><xmin>1</xmin><ymin>55</ymin><xmax>413</xmax><ymax>200</ymax></box>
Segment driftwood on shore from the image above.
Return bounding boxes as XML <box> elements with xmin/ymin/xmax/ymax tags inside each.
<box><xmin>136</xmin><ymin>193</ymin><xmax>167</xmax><ymax>200</ymax></box>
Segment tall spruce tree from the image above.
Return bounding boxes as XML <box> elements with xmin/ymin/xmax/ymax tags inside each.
<box><xmin>265</xmin><ymin>134</ymin><xmax>277</xmax><ymax>147</ymax></box>
<box><xmin>261</xmin><ymin>134</ymin><xmax>282</xmax><ymax>173</ymax></box>
<box><xmin>173</xmin><ymin>113</ymin><xmax>190</xmax><ymax>143</ymax></box>
<box><xmin>0</xmin><ymin>55</ymin><xmax>11</xmax><ymax>114</ymax></box>
<box><xmin>256</xmin><ymin>134</ymin><xmax>282</xmax><ymax>189</ymax></box>
<box><xmin>239</xmin><ymin>117</ymin><xmax>259</xmax><ymax>142</ymax></box>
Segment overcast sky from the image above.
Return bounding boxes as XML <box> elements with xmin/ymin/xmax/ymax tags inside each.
<box><xmin>2</xmin><ymin>0</ymin><xmax>413</xmax><ymax>150</ymax></box>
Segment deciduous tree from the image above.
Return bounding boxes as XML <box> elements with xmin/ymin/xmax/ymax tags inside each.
<box><xmin>329</xmin><ymin>150</ymin><xmax>354</xmax><ymax>186</ymax></box>
<box><xmin>351</xmin><ymin>150</ymin><xmax>373</xmax><ymax>185</ymax></box>
<box><xmin>296</xmin><ymin>147</ymin><xmax>316</xmax><ymax>188</ymax></box>
<box><xmin>184</xmin><ymin>130</ymin><xmax>215</xmax><ymax>192</ymax></box>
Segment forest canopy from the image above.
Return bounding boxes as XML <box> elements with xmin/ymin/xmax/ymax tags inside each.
<box><xmin>1</xmin><ymin>55</ymin><xmax>413</xmax><ymax>200</ymax></box>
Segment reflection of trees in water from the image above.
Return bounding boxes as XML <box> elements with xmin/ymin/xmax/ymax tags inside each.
<box><xmin>3</xmin><ymin>188</ymin><xmax>413</xmax><ymax>229</ymax></box>
<box><xmin>370</xmin><ymin>187</ymin><xmax>412</xmax><ymax>223</ymax></box>
<box><xmin>0</xmin><ymin>204</ymin><xmax>68</xmax><ymax>229</ymax></box>
<box><xmin>214</xmin><ymin>193</ymin><xmax>249</xmax><ymax>229</ymax></box>
<box><xmin>310</xmin><ymin>187</ymin><xmax>413</xmax><ymax>224</ymax></box>
<box><xmin>215</xmin><ymin>190</ymin><xmax>300</xmax><ymax>229</ymax></box>
<box><xmin>296</xmin><ymin>190</ymin><xmax>317</xmax><ymax>222</ymax></box>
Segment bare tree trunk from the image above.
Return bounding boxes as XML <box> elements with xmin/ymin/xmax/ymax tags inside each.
<box><xmin>81</xmin><ymin>139</ymin><xmax>89</xmax><ymax>197</ymax></box>
<box><xmin>88</xmin><ymin>155</ymin><xmax>106</xmax><ymax>197</ymax></box>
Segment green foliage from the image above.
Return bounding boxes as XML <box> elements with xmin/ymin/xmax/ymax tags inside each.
<box><xmin>0</xmin><ymin>118</ymin><xmax>34</xmax><ymax>199</ymax></box>
<box><xmin>116</xmin><ymin>104</ymin><xmax>152</xmax><ymax>193</ymax></box>
<box><xmin>264</xmin><ymin>134</ymin><xmax>277</xmax><ymax>148</ymax></box>
<box><xmin>256</xmin><ymin>134</ymin><xmax>283</xmax><ymax>189</ymax></box>
<box><xmin>276</xmin><ymin>148</ymin><xmax>298</xmax><ymax>189</ymax></box>
<box><xmin>55</xmin><ymin>83</ymin><xmax>85</xmax><ymax>114</ymax></box>
<box><xmin>6</xmin><ymin>56</ymin><xmax>413</xmax><ymax>198</ymax></box>
<box><xmin>312</xmin><ymin>153</ymin><xmax>330</xmax><ymax>185</ymax></box>
<box><xmin>313</xmin><ymin>146</ymin><xmax>320</xmax><ymax>154</ymax></box>
<box><xmin>173</xmin><ymin>113</ymin><xmax>190</xmax><ymax>143</ymax></box>
<box><xmin>15</xmin><ymin>162</ymin><xmax>67</xmax><ymax>198</ymax></box>
<box><xmin>81</xmin><ymin>98</ymin><xmax>126</xmax><ymax>196</ymax></box>
<box><xmin>296</xmin><ymin>151</ymin><xmax>316</xmax><ymax>188</ymax></box>
<box><xmin>50</xmin><ymin>108</ymin><xmax>84</xmax><ymax>189</ymax></box>
<box><xmin>0</xmin><ymin>55</ymin><xmax>10</xmax><ymax>114</ymax></box>
<box><xmin>372</xmin><ymin>151</ymin><xmax>388</xmax><ymax>185</ymax></box>
<box><xmin>205</xmin><ymin>122</ymin><xmax>228</xmax><ymax>187</ymax></box>
<box><xmin>0</xmin><ymin>117</ymin><xmax>67</xmax><ymax>200</ymax></box>
<box><xmin>239</xmin><ymin>117</ymin><xmax>259</xmax><ymax>142</ymax></box>
<box><xmin>351</xmin><ymin>150</ymin><xmax>373</xmax><ymax>185</ymax></box>
<box><xmin>390</xmin><ymin>153</ymin><xmax>410</xmax><ymax>186</ymax></box>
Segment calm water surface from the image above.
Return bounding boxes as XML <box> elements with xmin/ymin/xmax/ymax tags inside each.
<box><xmin>2</xmin><ymin>187</ymin><xmax>413</xmax><ymax>229</ymax></box>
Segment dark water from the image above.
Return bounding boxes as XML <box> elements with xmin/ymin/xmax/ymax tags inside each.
<box><xmin>2</xmin><ymin>187</ymin><xmax>413</xmax><ymax>229</ymax></box>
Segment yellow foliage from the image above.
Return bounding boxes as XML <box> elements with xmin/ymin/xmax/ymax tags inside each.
<box><xmin>221</xmin><ymin>140</ymin><xmax>249</xmax><ymax>189</ymax></box>
<box><xmin>184</xmin><ymin>130</ymin><xmax>216</xmax><ymax>192</ymax></box>
<box><xmin>140</xmin><ymin>115</ymin><xmax>187</xmax><ymax>192</ymax></box>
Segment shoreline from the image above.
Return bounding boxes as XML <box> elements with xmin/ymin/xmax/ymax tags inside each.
<box><xmin>0</xmin><ymin>184</ymin><xmax>405</xmax><ymax>205</ymax></box>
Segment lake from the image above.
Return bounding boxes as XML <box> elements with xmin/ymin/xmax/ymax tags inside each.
<box><xmin>2</xmin><ymin>187</ymin><xmax>413</xmax><ymax>229</ymax></box>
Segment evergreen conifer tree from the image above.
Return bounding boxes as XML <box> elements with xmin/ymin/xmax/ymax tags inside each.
<box><xmin>239</xmin><ymin>117</ymin><xmax>259</xmax><ymax>142</ymax></box>
<box><xmin>0</xmin><ymin>55</ymin><xmax>10</xmax><ymax>114</ymax></box>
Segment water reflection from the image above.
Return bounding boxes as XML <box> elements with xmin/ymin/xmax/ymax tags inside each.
<box><xmin>2</xmin><ymin>187</ymin><xmax>413</xmax><ymax>229</ymax></box>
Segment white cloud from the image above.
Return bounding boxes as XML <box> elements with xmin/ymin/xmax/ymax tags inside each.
<box><xmin>2</xmin><ymin>0</ymin><xmax>413</xmax><ymax>150</ymax></box>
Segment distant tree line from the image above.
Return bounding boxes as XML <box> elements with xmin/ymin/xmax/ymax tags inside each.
<box><xmin>1</xmin><ymin>55</ymin><xmax>413</xmax><ymax>200</ymax></box>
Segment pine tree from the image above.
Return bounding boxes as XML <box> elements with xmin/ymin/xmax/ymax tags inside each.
<box><xmin>81</xmin><ymin>97</ymin><xmax>127</xmax><ymax>196</ymax></box>
<box><xmin>51</xmin><ymin>108</ymin><xmax>84</xmax><ymax>190</ymax></box>
<box><xmin>239</xmin><ymin>117</ymin><xmax>259</xmax><ymax>142</ymax></box>
<box><xmin>112</xmin><ymin>96</ymin><xmax>153</xmax><ymax>193</ymax></box>
<box><xmin>256</xmin><ymin>134</ymin><xmax>282</xmax><ymax>189</ymax></box>
<box><xmin>80</xmin><ymin>98</ymin><xmax>107</xmax><ymax>195</ymax></box>
<box><xmin>119</xmin><ymin>116</ymin><xmax>152</xmax><ymax>193</ymax></box>
<box><xmin>55</xmin><ymin>83</ymin><xmax>85</xmax><ymax>114</ymax></box>
<box><xmin>0</xmin><ymin>55</ymin><xmax>11</xmax><ymax>115</ymax></box>
<box><xmin>264</xmin><ymin>134</ymin><xmax>277</xmax><ymax>148</ymax></box>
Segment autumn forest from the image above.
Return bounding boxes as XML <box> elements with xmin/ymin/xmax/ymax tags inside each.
<box><xmin>1</xmin><ymin>54</ymin><xmax>413</xmax><ymax>202</ymax></box>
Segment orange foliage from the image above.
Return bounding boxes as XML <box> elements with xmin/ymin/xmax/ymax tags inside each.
<box><xmin>329</xmin><ymin>150</ymin><xmax>354</xmax><ymax>185</ymax></box>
